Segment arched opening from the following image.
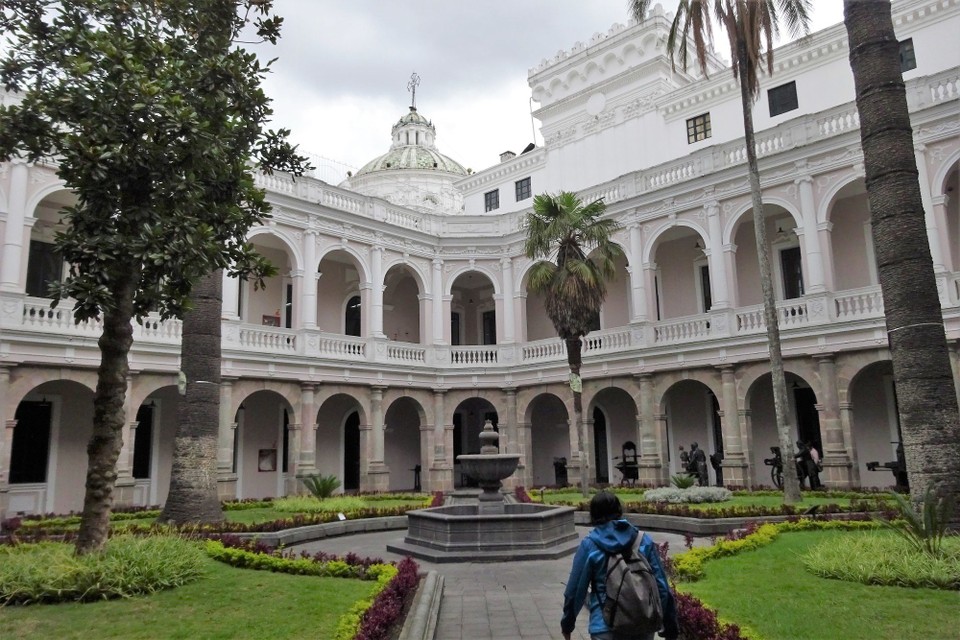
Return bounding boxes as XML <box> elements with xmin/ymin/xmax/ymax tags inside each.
<box><xmin>9</xmin><ymin>380</ymin><xmax>93</xmax><ymax>514</ymax></box>
<box><xmin>235</xmin><ymin>390</ymin><xmax>293</xmax><ymax>500</ymax></box>
<box><xmin>849</xmin><ymin>361</ymin><xmax>902</xmax><ymax>489</ymax></box>
<box><xmin>134</xmin><ymin>385</ymin><xmax>179</xmax><ymax>507</ymax></box>
<box><xmin>383</xmin><ymin>265</ymin><xmax>423</xmax><ymax>343</ymax></box>
<box><xmin>661</xmin><ymin>380</ymin><xmax>722</xmax><ymax>482</ymax></box>
<box><xmin>452</xmin><ymin>397</ymin><xmax>498</xmax><ymax>487</ymax></box>
<box><xmin>589</xmin><ymin>387</ymin><xmax>640</xmax><ymax>485</ymax></box>
<box><xmin>384</xmin><ymin>397</ymin><xmax>424</xmax><ymax>491</ymax></box>
<box><xmin>525</xmin><ymin>393</ymin><xmax>570</xmax><ymax>487</ymax></box>
<box><xmin>26</xmin><ymin>190</ymin><xmax>75</xmax><ymax>299</ymax></box>
<box><xmin>588</xmin><ymin>246</ymin><xmax>631</xmax><ymax>329</ymax></box>
<box><xmin>826</xmin><ymin>179</ymin><xmax>875</xmax><ymax>291</ymax></box>
<box><xmin>315</xmin><ymin>394</ymin><xmax>364</xmax><ymax>493</ymax></box>
<box><xmin>650</xmin><ymin>227</ymin><xmax>711</xmax><ymax>320</ymax></box>
<box><xmin>317</xmin><ymin>250</ymin><xmax>365</xmax><ymax>336</ymax></box>
<box><xmin>243</xmin><ymin>234</ymin><xmax>296</xmax><ymax>328</ymax></box>
<box><xmin>449</xmin><ymin>271</ymin><xmax>496</xmax><ymax>345</ymax></box>
<box><xmin>523</xmin><ymin>265</ymin><xmax>554</xmax><ymax>342</ymax></box>
<box><xmin>746</xmin><ymin>372</ymin><xmax>821</xmax><ymax>486</ymax></box>
<box><xmin>941</xmin><ymin>163</ymin><xmax>959</xmax><ymax>273</ymax></box>
<box><xmin>732</xmin><ymin>205</ymin><xmax>803</xmax><ymax>305</ymax></box>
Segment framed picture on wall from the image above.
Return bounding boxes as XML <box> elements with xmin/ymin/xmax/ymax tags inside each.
<box><xmin>258</xmin><ymin>448</ymin><xmax>277</xmax><ymax>472</ymax></box>
<box><xmin>262</xmin><ymin>315</ymin><xmax>280</xmax><ymax>327</ymax></box>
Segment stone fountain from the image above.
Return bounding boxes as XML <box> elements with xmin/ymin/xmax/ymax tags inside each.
<box><xmin>387</xmin><ymin>420</ymin><xmax>578</xmax><ymax>563</ymax></box>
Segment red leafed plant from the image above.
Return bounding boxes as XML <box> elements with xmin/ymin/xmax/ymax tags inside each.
<box><xmin>354</xmin><ymin>557</ymin><xmax>421</xmax><ymax>640</ymax></box>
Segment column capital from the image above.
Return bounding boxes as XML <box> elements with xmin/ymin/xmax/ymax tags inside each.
<box><xmin>300</xmin><ymin>382</ymin><xmax>318</xmax><ymax>393</ymax></box>
<box><xmin>503</xmin><ymin>387</ymin><xmax>517</xmax><ymax>396</ymax></box>
<box><xmin>370</xmin><ymin>384</ymin><xmax>388</xmax><ymax>393</ymax></box>
<box><xmin>289</xmin><ymin>269</ymin><xmax>304</xmax><ymax>278</ymax></box>
<box><xmin>914</xmin><ymin>142</ymin><xmax>927</xmax><ymax>154</ymax></box>
<box><xmin>793</xmin><ymin>174</ymin><xmax>814</xmax><ymax>186</ymax></box>
<box><xmin>500</xmin><ymin>256</ymin><xmax>513</xmax><ymax>267</ymax></box>
<box><xmin>815</xmin><ymin>353</ymin><xmax>837</xmax><ymax>364</ymax></box>
<box><xmin>932</xmin><ymin>194</ymin><xmax>949</xmax><ymax>207</ymax></box>
<box><xmin>703</xmin><ymin>200</ymin><xmax>720</xmax><ymax>215</ymax></box>
<box><xmin>433</xmin><ymin>257</ymin><xmax>443</xmax><ymax>268</ymax></box>
<box><xmin>432</xmin><ymin>387</ymin><xmax>448</xmax><ymax>396</ymax></box>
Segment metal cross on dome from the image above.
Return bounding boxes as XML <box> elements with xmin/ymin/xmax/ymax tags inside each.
<box><xmin>407</xmin><ymin>72</ymin><xmax>420</xmax><ymax>109</ymax></box>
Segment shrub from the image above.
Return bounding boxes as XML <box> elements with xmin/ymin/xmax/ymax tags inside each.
<box><xmin>671</xmin><ymin>474</ymin><xmax>697</xmax><ymax>489</ymax></box>
<box><xmin>273</xmin><ymin>495</ymin><xmax>368</xmax><ymax>513</ymax></box>
<box><xmin>515</xmin><ymin>486</ymin><xmax>533</xmax><ymax>503</ymax></box>
<box><xmin>802</xmin><ymin>532</ymin><xmax>960</xmax><ymax>590</ymax></box>
<box><xmin>0</xmin><ymin>535</ymin><xmax>206</xmax><ymax>605</ymax></box>
<box><xmin>429</xmin><ymin>491</ymin><xmax>445</xmax><ymax>508</ymax></box>
<box><xmin>351</xmin><ymin>557</ymin><xmax>420</xmax><ymax>640</ymax></box>
<box><xmin>644</xmin><ymin>487</ymin><xmax>733</xmax><ymax>504</ymax></box>
<box><xmin>675</xmin><ymin>592</ymin><xmax>751</xmax><ymax>640</ymax></box>
<box><xmin>302</xmin><ymin>474</ymin><xmax>342</xmax><ymax>500</ymax></box>
<box><xmin>204</xmin><ymin>539</ymin><xmax>394</xmax><ymax>581</ymax></box>
<box><xmin>877</xmin><ymin>484</ymin><xmax>955</xmax><ymax>557</ymax></box>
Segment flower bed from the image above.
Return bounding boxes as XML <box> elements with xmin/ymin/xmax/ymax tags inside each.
<box><xmin>644</xmin><ymin>487</ymin><xmax>733</xmax><ymax>503</ymax></box>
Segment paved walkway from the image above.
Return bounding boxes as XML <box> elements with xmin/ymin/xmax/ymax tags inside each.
<box><xmin>294</xmin><ymin>528</ymin><xmax>700</xmax><ymax>640</ymax></box>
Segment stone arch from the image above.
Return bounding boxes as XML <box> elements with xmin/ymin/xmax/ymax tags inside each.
<box><xmin>132</xmin><ymin>383</ymin><xmax>180</xmax><ymax>507</ymax></box>
<box><xmin>384</xmin><ymin>395</ymin><xmax>428</xmax><ymax>491</ymax></box>
<box><xmin>816</xmin><ymin>172</ymin><xmax>866</xmax><ymax>226</ymax></box>
<box><xmin>642</xmin><ymin>218</ymin><xmax>710</xmax><ymax>266</ymax></box>
<box><xmin>24</xmin><ymin>176</ymin><xmax>69</xmax><ymax>216</ymax></box>
<box><xmin>585</xmin><ymin>383</ymin><xmax>639</xmax><ymax>485</ymax></box>
<box><xmin>383</xmin><ymin>262</ymin><xmax>425</xmax><ymax>343</ymax></box>
<box><xmin>317</xmin><ymin>244</ymin><xmax>371</xmax><ymax>285</ymax></box>
<box><xmin>230</xmin><ymin>380</ymin><xmax>299</xmax><ymax>425</ymax></box>
<box><xmin>723</xmin><ymin>196</ymin><xmax>803</xmax><ymax>246</ymax></box>
<box><xmin>445</xmin><ymin>266</ymin><xmax>501</xmax><ymax>296</ymax></box>
<box><xmin>8</xmin><ymin>368</ymin><xmax>97</xmax><ymax>422</ymax></box>
<box><xmin>932</xmin><ymin>149</ymin><xmax>960</xmax><ymax>195</ymax></box>
<box><xmin>658</xmin><ymin>377</ymin><xmax>722</xmax><ymax>478</ymax></box>
<box><xmin>248</xmin><ymin>227</ymin><xmax>303</xmax><ymax>272</ymax></box>
<box><xmin>314</xmin><ymin>391</ymin><xmax>367</xmax><ymax>492</ymax></box>
<box><xmin>382</xmin><ymin>257</ymin><xmax>428</xmax><ymax>295</ymax></box>
<box><xmin>847</xmin><ymin>359</ymin><xmax>900</xmax><ymax>488</ymax></box>
<box><xmin>129</xmin><ymin>373</ymin><xmax>180</xmax><ymax>411</ymax></box>
<box><xmin>524</xmin><ymin>391</ymin><xmax>571</xmax><ymax>487</ymax></box>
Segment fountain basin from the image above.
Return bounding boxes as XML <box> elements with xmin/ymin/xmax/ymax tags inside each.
<box><xmin>386</xmin><ymin>503</ymin><xmax>578</xmax><ymax>563</ymax></box>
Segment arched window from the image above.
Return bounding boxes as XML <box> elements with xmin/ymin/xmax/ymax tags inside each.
<box><xmin>345</xmin><ymin>295</ymin><xmax>362</xmax><ymax>337</ymax></box>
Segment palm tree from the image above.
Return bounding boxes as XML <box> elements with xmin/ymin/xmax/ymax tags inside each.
<box><xmin>159</xmin><ymin>270</ymin><xmax>225</xmax><ymax>525</ymax></box>
<box><xmin>525</xmin><ymin>192</ymin><xmax>623</xmax><ymax>497</ymax></box>
<box><xmin>843</xmin><ymin>0</ymin><xmax>960</xmax><ymax>522</ymax></box>
<box><xmin>630</xmin><ymin>0</ymin><xmax>811</xmax><ymax>502</ymax></box>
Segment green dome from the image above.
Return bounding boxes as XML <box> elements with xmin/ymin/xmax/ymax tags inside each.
<box><xmin>354</xmin><ymin>107</ymin><xmax>466</xmax><ymax>177</ymax></box>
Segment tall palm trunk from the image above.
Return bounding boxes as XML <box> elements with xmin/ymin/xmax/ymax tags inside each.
<box><xmin>844</xmin><ymin>0</ymin><xmax>960</xmax><ymax>523</ymax></box>
<box><xmin>566</xmin><ymin>336</ymin><xmax>589</xmax><ymax>497</ymax></box>
<box><xmin>159</xmin><ymin>270</ymin><xmax>225</xmax><ymax>525</ymax></box>
<box><xmin>75</xmin><ymin>267</ymin><xmax>138</xmax><ymax>555</ymax></box>
<box><xmin>737</xmin><ymin>37</ymin><xmax>801</xmax><ymax>503</ymax></box>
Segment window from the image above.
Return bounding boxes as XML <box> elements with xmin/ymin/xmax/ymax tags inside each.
<box><xmin>10</xmin><ymin>401</ymin><xmax>51</xmax><ymax>484</ymax></box>
<box><xmin>686</xmin><ymin>113</ymin><xmax>711</xmax><ymax>144</ymax></box>
<box><xmin>515</xmin><ymin>177</ymin><xmax>531</xmax><ymax>201</ymax></box>
<box><xmin>482</xmin><ymin>310</ymin><xmax>497</xmax><ymax>345</ymax></box>
<box><xmin>484</xmin><ymin>189</ymin><xmax>499</xmax><ymax>212</ymax></box>
<box><xmin>450</xmin><ymin>311</ymin><xmax>461</xmax><ymax>346</ymax></box>
<box><xmin>344</xmin><ymin>295</ymin><xmax>362</xmax><ymax>336</ymax></box>
<box><xmin>26</xmin><ymin>240</ymin><xmax>61</xmax><ymax>298</ymax></box>
<box><xmin>780</xmin><ymin>246</ymin><xmax>805</xmax><ymax>299</ymax></box>
<box><xmin>899</xmin><ymin>38</ymin><xmax>916</xmax><ymax>73</ymax></box>
<box><xmin>699</xmin><ymin>264</ymin><xmax>713</xmax><ymax>313</ymax></box>
<box><xmin>132</xmin><ymin>405</ymin><xmax>153</xmax><ymax>479</ymax></box>
<box><xmin>768</xmin><ymin>81</ymin><xmax>798</xmax><ymax>117</ymax></box>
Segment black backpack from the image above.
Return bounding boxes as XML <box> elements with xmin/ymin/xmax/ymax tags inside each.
<box><xmin>601</xmin><ymin>539</ymin><xmax>664</xmax><ymax>636</ymax></box>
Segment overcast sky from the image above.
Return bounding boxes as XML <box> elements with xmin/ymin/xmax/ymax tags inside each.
<box><xmin>255</xmin><ymin>1</ymin><xmax>845</xmax><ymax>183</ymax></box>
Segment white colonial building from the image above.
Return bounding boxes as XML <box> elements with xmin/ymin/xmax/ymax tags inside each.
<box><xmin>1</xmin><ymin>0</ymin><xmax>958</xmax><ymax>516</ymax></box>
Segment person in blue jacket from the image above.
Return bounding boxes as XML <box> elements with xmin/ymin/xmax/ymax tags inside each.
<box><xmin>561</xmin><ymin>491</ymin><xmax>679</xmax><ymax>640</ymax></box>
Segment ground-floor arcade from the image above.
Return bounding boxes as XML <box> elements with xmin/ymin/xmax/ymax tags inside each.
<box><xmin>1</xmin><ymin>346</ymin><xmax>954</xmax><ymax>516</ymax></box>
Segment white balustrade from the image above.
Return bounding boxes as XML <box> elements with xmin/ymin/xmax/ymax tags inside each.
<box><xmin>386</xmin><ymin>343</ymin><xmax>426</xmax><ymax>363</ymax></box>
<box><xmin>653</xmin><ymin>315</ymin><xmax>711</xmax><ymax>344</ymax></box>
<box><xmin>928</xmin><ymin>72</ymin><xmax>959</xmax><ymax>105</ymax></box>
<box><xmin>384</xmin><ymin>207</ymin><xmax>423</xmax><ymax>231</ymax></box>
<box><xmin>521</xmin><ymin>337</ymin><xmax>566</xmax><ymax>362</ymax></box>
<box><xmin>450</xmin><ymin>346</ymin><xmax>498</xmax><ymax>365</ymax></box>
<box><xmin>833</xmin><ymin>287</ymin><xmax>885</xmax><ymax>320</ymax></box>
<box><xmin>238</xmin><ymin>326</ymin><xmax>297</xmax><ymax>353</ymax></box>
<box><xmin>646</xmin><ymin>159</ymin><xmax>699</xmax><ymax>190</ymax></box>
<box><xmin>317</xmin><ymin>334</ymin><xmax>366</xmax><ymax>359</ymax></box>
<box><xmin>735</xmin><ymin>299</ymin><xmax>810</xmax><ymax>334</ymax></box>
<box><xmin>583</xmin><ymin>328</ymin><xmax>632</xmax><ymax>354</ymax></box>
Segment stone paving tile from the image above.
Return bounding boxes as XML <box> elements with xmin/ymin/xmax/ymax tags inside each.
<box><xmin>293</xmin><ymin>527</ymin><xmax>699</xmax><ymax>640</ymax></box>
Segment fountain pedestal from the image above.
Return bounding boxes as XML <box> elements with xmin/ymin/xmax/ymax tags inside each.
<box><xmin>386</xmin><ymin>420</ymin><xmax>578</xmax><ymax>562</ymax></box>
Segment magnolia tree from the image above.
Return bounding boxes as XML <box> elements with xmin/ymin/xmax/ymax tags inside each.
<box><xmin>0</xmin><ymin>0</ymin><xmax>308</xmax><ymax>553</ymax></box>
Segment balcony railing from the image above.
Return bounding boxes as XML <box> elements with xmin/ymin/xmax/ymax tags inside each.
<box><xmin>6</xmin><ymin>280</ymin><xmax>960</xmax><ymax>373</ymax></box>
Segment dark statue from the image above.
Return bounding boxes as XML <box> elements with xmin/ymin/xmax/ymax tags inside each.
<box><xmin>687</xmin><ymin>442</ymin><xmax>708</xmax><ymax>486</ymax></box>
<box><xmin>709</xmin><ymin>451</ymin><xmax>724</xmax><ymax>487</ymax></box>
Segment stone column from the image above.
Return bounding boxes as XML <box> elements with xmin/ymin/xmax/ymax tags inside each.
<box><xmin>288</xmin><ymin>269</ymin><xmax>303</xmax><ymax>329</ymax></box>
<box><xmin>217</xmin><ymin>378</ymin><xmax>237</xmax><ymax>476</ymax></box>
<box><xmin>705</xmin><ymin>201</ymin><xmax>730</xmax><ymax>308</ymax></box>
<box><xmin>916</xmin><ymin>144</ymin><xmax>946</xmax><ymax>274</ymax></box>
<box><xmin>431</xmin><ymin>258</ymin><xmax>445</xmax><ymax>344</ymax></box>
<box><xmin>797</xmin><ymin>174</ymin><xmax>827</xmax><ymax>293</ymax></box>
<box><xmin>298</xmin><ymin>383</ymin><xmax>317</xmax><ymax>476</ymax></box>
<box><xmin>221</xmin><ymin>271</ymin><xmax>241</xmax><ymax>321</ymax></box>
<box><xmin>816</xmin><ymin>355</ymin><xmax>853</xmax><ymax>488</ymax></box>
<box><xmin>722</xmin><ymin>244</ymin><xmax>740</xmax><ymax>308</ymax></box>
<box><xmin>635</xmin><ymin>373</ymin><xmax>661</xmax><ymax>484</ymax></box>
<box><xmin>114</xmin><ymin>377</ymin><xmax>137</xmax><ymax>506</ymax></box>
<box><xmin>738</xmin><ymin>409</ymin><xmax>754</xmax><ymax>485</ymax></box>
<box><xmin>0</xmin><ymin>160</ymin><xmax>28</xmax><ymax>292</ymax></box>
<box><xmin>932</xmin><ymin>195</ymin><xmax>952</xmax><ymax>272</ymax></box>
<box><xmin>949</xmin><ymin>341</ymin><xmax>960</xmax><ymax>414</ymax></box>
<box><xmin>0</xmin><ymin>367</ymin><xmax>14</xmax><ymax>505</ymax></box>
<box><xmin>285</xmin><ymin>423</ymin><xmax>301</xmax><ymax>495</ymax></box>
<box><xmin>628</xmin><ymin>224</ymin><xmax>649</xmax><ymax>321</ymax></box>
<box><xmin>302</xmin><ymin>230</ymin><xmax>318</xmax><ymax>328</ymax></box>
<box><xmin>501</xmin><ymin>388</ymin><xmax>520</xmax><ymax>490</ymax></box>
<box><xmin>430</xmin><ymin>389</ymin><xmax>453</xmax><ymax>491</ymax></box>
<box><xmin>516</xmin><ymin>420</ymin><xmax>533</xmax><ymax>488</ymax></box>
<box><xmin>501</xmin><ymin>258</ymin><xmax>515</xmax><ymax>343</ymax></box>
<box><xmin>718</xmin><ymin>366</ymin><xmax>748</xmax><ymax>486</ymax></box>
<box><xmin>364</xmin><ymin>385</ymin><xmax>390</xmax><ymax>491</ymax></box>
<box><xmin>583</xmin><ymin>416</ymin><xmax>596</xmax><ymax>485</ymax></box>
<box><xmin>369</xmin><ymin>246</ymin><xmax>385</xmax><ymax>337</ymax></box>
<box><xmin>839</xmin><ymin>401</ymin><xmax>860</xmax><ymax>486</ymax></box>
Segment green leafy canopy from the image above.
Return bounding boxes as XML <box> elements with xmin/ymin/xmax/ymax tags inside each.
<box><xmin>524</xmin><ymin>191</ymin><xmax>623</xmax><ymax>340</ymax></box>
<box><xmin>0</xmin><ymin>0</ymin><xmax>310</xmax><ymax>322</ymax></box>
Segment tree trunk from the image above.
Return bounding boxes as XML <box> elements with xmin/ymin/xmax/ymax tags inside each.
<box><xmin>75</xmin><ymin>269</ymin><xmax>138</xmax><ymax>555</ymax></box>
<box><xmin>566</xmin><ymin>336</ymin><xmax>589</xmax><ymax>497</ymax></box>
<box><xmin>737</xmin><ymin>38</ymin><xmax>801</xmax><ymax>503</ymax></box>
<box><xmin>159</xmin><ymin>270</ymin><xmax>225</xmax><ymax>525</ymax></box>
<box><xmin>844</xmin><ymin>0</ymin><xmax>960</xmax><ymax>523</ymax></box>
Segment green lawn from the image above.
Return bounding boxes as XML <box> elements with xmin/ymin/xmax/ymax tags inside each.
<box><xmin>0</xmin><ymin>555</ymin><xmax>375</xmax><ymax>639</ymax></box>
<box><xmin>679</xmin><ymin>531</ymin><xmax>959</xmax><ymax>640</ymax></box>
